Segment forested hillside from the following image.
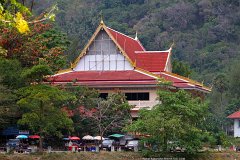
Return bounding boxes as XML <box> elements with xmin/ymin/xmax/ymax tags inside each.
<box><xmin>32</xmin><ymin>0</ymin><xmax>240</xmax><ymax>84</ymax></box>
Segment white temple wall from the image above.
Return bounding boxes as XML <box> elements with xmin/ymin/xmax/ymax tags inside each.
<box><xmin>98</xmin><ymin>88</ymin><xmax>159</xmax><ymax>109</ymax></box>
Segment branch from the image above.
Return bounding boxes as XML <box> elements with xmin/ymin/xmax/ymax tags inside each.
<box><xmin>0</xmin><ymin>4</ymin><xmax>57</xmax><ymax>24</ymax></box>
<box><xmin>27</xmin><ymin>17</ymin><xmax>48</xmax><ymax>24</ymax></box>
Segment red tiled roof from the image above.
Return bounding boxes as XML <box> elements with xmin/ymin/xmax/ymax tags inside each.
<box><xmin>107</xmin><ymin>27</ymin><xmax>145</xmax><ymax>61</ymax></box>
<box><xmin>228</xmin><ymin>111</ymin><xmax>240</xmax><ymax>119</ymax></box>
<box><xmin>48</xmin><ymin>70</ymin><xmax>158</xmax><ymax>86</ymax></box>
<box><xmin>106</xmin><ymin>27</ymin><xmax>170</xmax><ymax>72</ymax></box>
<box><xmin>47</xmin><ymin>70</ymin><xmax>210</xmax><ymax>92</ymax></box>
<box><xmin>155</xmin><ymin>72</ymin><xmax>210</xmax><ymax>92</ymax></box>
<box><xmin>135</xmin><ymin>51</ymin><xmax>169</xmax><ymax>72</ymax></box>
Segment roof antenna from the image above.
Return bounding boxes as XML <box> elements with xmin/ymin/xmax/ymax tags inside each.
<box><xmin>134</xmin><ymin>31</ymin><xmax>138</xmax><ymax>40</ymax></box>
<box><xmin>170</xmin><ymin>41</ymin><xmax>174</xmax><ymax>50</ymax></box>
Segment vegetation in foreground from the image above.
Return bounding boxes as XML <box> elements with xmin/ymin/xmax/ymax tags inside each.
<box><xmin>1</xmin><ymin>151</ymin><xmax>240</xmax><ymax>160</ymax></box>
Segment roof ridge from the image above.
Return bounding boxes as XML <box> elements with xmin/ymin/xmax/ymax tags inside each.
<box><xmin>163</xmin><ymin>71</ymin><xmax>211</xmax><ymax>91</ymax></box>
<box><xmin>134</xmin><ymin>67</ymin><xmax>167</xmax><ymax>82</ymax></box>
<box><xmin>164</xmin><ymin>48</ymin><xmax>172</xmax><ymax>71</ymax></box>
<box><xmin>106</xmin><ymin>27</ymin><xmax>146</xmax><ymax>51</ymax></box>
<box><xmin>136</xmin><ymin>39</ymin><xmax>146</xmax><ymax>51</ymax></box>
<box><xmin>53</xmin><ymin>69</ymin><xmax>73</xmax><ymax>76</ymax></box>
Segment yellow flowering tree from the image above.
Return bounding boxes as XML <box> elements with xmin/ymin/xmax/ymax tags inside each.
<box><xmin>14</xmin><ymin>12</ymin><xmax>30</xmax><ymax>34</ymax></box>
<box><xmin>0</xmin><ymin>0</ymin><xmax>57</xmax><ymax>34</ymax></box>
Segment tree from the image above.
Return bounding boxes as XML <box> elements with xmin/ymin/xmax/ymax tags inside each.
<box><xmin>210</xmin><ymin>73</ymin><xmax>229</xmax><ymax>130</ymax></box>
<box><xmin>126</xmin><ymin>88</ymin><xmax>208</xmax><ymax>154</ymax></box>
<box><xmin>228</xmin><ymin>61</ymin><xmax>240</xmax><ymax>98</ymax></box>
<box><xmin>64</xmin><ymin>85</ymin><xmax>99</xmax><ymax>136</ymax></box>
<box><xmin>172</xmin><ymin>60</ymin><xmax>192</xmax><ymax>77</ymax></box>
<box><xmin>0</xmin><ymin>57</ymin><xmax>24</xmax><ymax>89</ymax></box>
<box><xmin>81</xmin><ymin>93</ymin><xmax>131</xmax><ymax>140</ymax></box>
<box><xmin>17</xmin><ymin>84</ymin><xmax>76</xmax><ymax>151</ymax></box>
<box><xmin>0</xmin><ymin>0</ymin><xmax>57</xmax><ymax>34</ymax></box>
<box><xmin>0</xmin><ymin>78</ymin><xmax>18</xmax><ymax>129</ymax></box>
<box><xmin>0</xmin><ymin>24</ymin><xmax>69</xmax><ymax>70</ymax></box>
<box><xmin>21</xmin><ymin>64</ymin><xmax>53</xmax><ymax>84</ymax></box>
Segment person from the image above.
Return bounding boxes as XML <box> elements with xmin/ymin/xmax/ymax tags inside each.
<box><xmin>68</xmin><ymin>141</ymin><xmax>74</xmax><ymax>151</ymax></box>
<box><xmin>68</xmin><ymin>141</ymin><xmax>73</xmax><ymax>147</ymax></box>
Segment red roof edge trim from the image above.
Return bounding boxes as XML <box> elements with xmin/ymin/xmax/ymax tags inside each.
<box><xmin>106</xmin><ymin>27</ymin><xmax>145</xmax><ymax>51</ymax></box>
<box><xmin>160</xmin><ymin>72</ymin><xmax>189</xmax><ymax>83</ymax></box>
<box><xmin>136</xmin><ymin>39</ymin><xmax>146</xmax><ymax>51</ymax></box>
<box><xmin>135</xmin><ymin>50</ymin><xmax>170</xmax><ymax>53</ymax></box>
<box><xmin>164</xmin><ymin>49</ymin><xmax>171</xmax><ymax>71</ymax></box>
<box><xmin>134</xmin><ymin>69</ymin><xmax>160</xmax><ymax>79</ymax></box>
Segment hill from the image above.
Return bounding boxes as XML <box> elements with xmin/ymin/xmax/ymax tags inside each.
<box><xmin>32</xmin><ymin>0</ymin><xmax>240</xmax><ymax>84</ymax></box>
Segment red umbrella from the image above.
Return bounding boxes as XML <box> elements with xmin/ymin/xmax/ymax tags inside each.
<box><xmin>29</xmin><ymin>135</ymin><xmax>40</xmax><ymax>139</ymax></box>
<box><xmin>69</xmin><ymin>136</ymin><xmax>80</xmax><ymax>140</ymax></box>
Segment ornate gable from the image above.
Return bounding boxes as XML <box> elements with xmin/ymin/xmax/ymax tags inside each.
<box><xmin>74</xmin><ymin>29</ymin><xmax>133</xmax><ymax>71</ymax></box>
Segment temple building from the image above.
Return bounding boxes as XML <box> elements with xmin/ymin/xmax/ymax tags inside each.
<box><xmin>227</xmin><ymin>111</ymin><xmax>240</xmax><ymax>137</ymax></box>
<box><xmin>46</xmin><ymin>21</ymin><xmax>210</xmax><ymax>117</ymax></box>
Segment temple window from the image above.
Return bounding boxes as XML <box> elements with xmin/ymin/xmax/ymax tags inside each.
<box><xmin>99</xmin><ymin>93</ymin><xmax>108</xmax><ymax>99</ymax></box>
<box><xmin>125</xmin><ymin>92</ymin><xmax>149</xmax><ymax>101</ymax></box>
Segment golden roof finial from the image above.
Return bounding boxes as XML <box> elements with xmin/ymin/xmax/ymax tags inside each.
<box><xmin>134</xmin><ymin>31</ymin><xmax>138</xmax><ymax>40</ymax></box>
<box><xmin>100</xmin><ymin>10</ymin><xmax>104</xmax><ymax>25</ymax></box>
<box><xmin>170</xmin><ymin>41</ymin><xmax>175</xmax><ymax>50</ymax></box>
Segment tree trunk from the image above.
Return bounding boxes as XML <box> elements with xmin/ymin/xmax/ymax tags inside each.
<box><xmin>163</xmin><ymin>132</ymin><xmax>168</xmax><ymax>152</ymax></box>
<box><xmin>39</xmin><ymin>136</ymin><xmax>43</xmax><ymax>152</ymax></box>
<box><xmin>30</xmin><ymin>0</ymin><xmax>35</xmax><ymax>12</ymax></box>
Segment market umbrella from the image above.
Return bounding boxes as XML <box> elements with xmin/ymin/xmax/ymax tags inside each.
<box><xmin>29</xmin><ymin>135</ymin><xmax>40</xmax><ymax>139</ymax></box>
<box><xmin>69</xmin><ymin>136</ymin><xmax>80</xmax><ymax>140</ymax></box>
<box><xmin>16</xmin><ymin>135</ymin><xmax>28</xmax><ymax>139</ymax></box>
<box><xmin>124</xmin><ymin>135</ymin><xmax>134</xmax><ymax>140</ymax></box>
<box><xmin>108</xmin><ymin>134</ymin><xmax>124</xmax><ymax>138</ymax></box>
<box><xmin>63</xmin><ymin>137</ymin><xmax>70</xmax><ymax>140</ymax></box>
<box><xmin>93</xmin><ymin>136</ymin><xmax>105</xmax><ymax>141</ymax></box>
<box><xmin>82</xmin><ymin>135</ymin><xmax>94</xmax><ymax>140</ymax></box>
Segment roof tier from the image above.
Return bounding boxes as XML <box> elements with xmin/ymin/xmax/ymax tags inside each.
<box><xmin>106</xmin><ymin>27</ymin><xmax>170</xmax><ymax>72</ymax></box>
<box><xmin>47</xmin><ymin>70</ymin><xmax>210</xmax><ymax>92</ymax></box>
<box><xmin>48</xmin><ymin>70</ymin><xmax>157</xmax><ymax>87</ymax></box>
<box><xmin>135</xmin><ymin>51</ymin><xmax>169</xmax><ymax>72</ymax></box>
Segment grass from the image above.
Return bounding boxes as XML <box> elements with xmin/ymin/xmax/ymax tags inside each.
<box><xmin>0</xmin><ymin>151</ymin><xmax>240</xmax><ymax>160</ymax></box>
<box><xmin>0</xmin><ymin>151</ymin><xmax>142</xmax><ymax>160</ymax></box>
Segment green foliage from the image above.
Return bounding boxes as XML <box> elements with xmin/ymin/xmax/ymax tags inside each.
<box><xmin>21</xmin><ymin>64</ymin><xmax>53</xmax><ymax>84</ymax></box>
<box><xmin>89</xmin><ymin>92</ymin><xmax>132</xmax><ymax>137</ymax></box>
<box><xmin>126</xmin><ymin>89</ymin><xmax>209</xmax><ymax>154</ymax></box>
<box><xmin>66</xmin><ymin>85</ymin><xmax>99</xmax><ymax>109</ymax></box>
<box><xmin>17</xmin><ymin>84</ymin><xmax>75</xmax><ymax>143</ymax></box>
<box><xmin>0</xmin><ymin>79</ymin><xmax>18</xmax><ymax>129</ymax></box>
<box><xmin>69</xmin><ymin>87</ymin><xmax>132</xmax><ymax>137</ymax></box>
<box><xmin>172</xmin><ymin>60</ymin><xmax>192</xmax><ymax>77</ymax></box>
<box><xmin>228</xmin><ymin>61</ymin><xmax>240</xmax><ymax>98</ymax></box>
<box><xmin>63</xmin><ymin>85</ymin><xmax>99</xmax><ymax>136</ymax></box>
<box><xmin>40</xmin><ymin>28</ymin><xmax>71</xmax><ymax>50</ymax></box>
<box><xmin>0</xmin><ymin>58</ymin><xmax>24</xmax><ymax>89</ymax></box>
